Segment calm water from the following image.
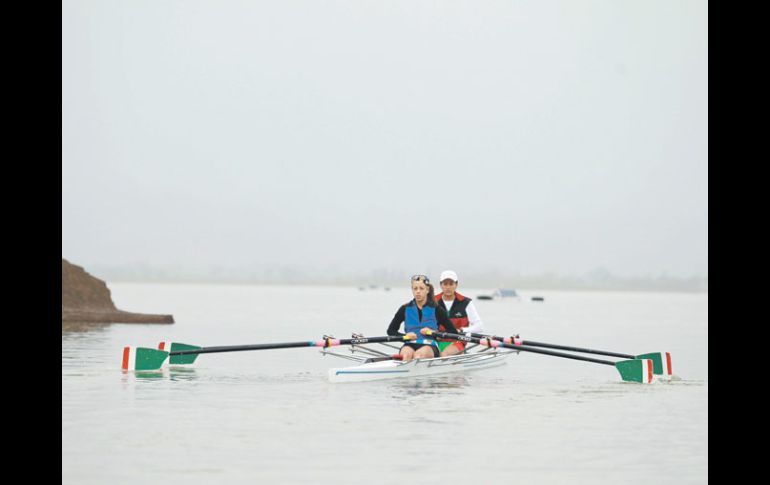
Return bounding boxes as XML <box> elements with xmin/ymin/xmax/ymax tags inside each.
<box><xmin>62</xmin><ymin>284</ymin><xmax>708</xmax><ymax>484</ymax></box>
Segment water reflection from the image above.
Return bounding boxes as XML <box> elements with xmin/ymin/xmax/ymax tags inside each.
<box><xmin>131</xmin><ymin>369</ymin><xmax>166</xmax><ymax>380</ymax></box>
<box><xmin>62</xmin><ymin>321</ymin><xmax>112</xmax><ymax>334</ymax></box>
<box><xmin>168</xmin><ymin>367</ymin><xmax>199</xmax><ymax>381</ymax></box>
<box><xmin>120</xmin><ymin>367</ymin><xmax>200</xmax><ymax>382</ymax></box>
<box><xmin>387</xmin><ymin>374</ymin><xmax>471</xmax><ymax>397</ymax></box>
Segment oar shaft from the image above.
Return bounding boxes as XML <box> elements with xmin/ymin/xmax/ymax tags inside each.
<box><xmin>433</xmin><ymin>331</ymin><xmax>617</xmax><ymax>366</ymax></box>
<box><xmin>518</xmin><ymin>340</ymin><xmax>634</xmax><ymax>359</ymax></box>
<box><xmin>173</xmin><ymin>341</ymin><xmax>317</xmax><ymax>355</ymax></box>
<box><xmin>467</xmin><ymin>332</ymin><xmax>635</xmax><ymax>359</ymax></box>
<box><xmin>170</xmin><ymin>335</ymin><xmax>409</xmax><ymax>356</ymax></box>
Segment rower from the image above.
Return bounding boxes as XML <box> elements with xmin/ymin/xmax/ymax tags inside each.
<box><xmin>386</xmin><ymin>274</ymin><xmax>459</xmax><ymax>362</ymax></box>
<box><xmin>435</xmin><ymin>270</ymin><xmax>485</xmax><ymax>357</ymax></box>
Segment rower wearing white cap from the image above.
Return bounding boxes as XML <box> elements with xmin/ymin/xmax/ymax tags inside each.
<box><xmin>434</xmin><ymin>270</ymin><xmax>485</xmax><ymax>357</ymax></box>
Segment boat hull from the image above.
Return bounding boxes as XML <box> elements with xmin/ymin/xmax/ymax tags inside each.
<box><xmin>328</xmin><ymin>350</ymin><xmax>516</xmax><ymax>383</ymax></box>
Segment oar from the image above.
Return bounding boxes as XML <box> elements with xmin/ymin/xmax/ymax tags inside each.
<box><xmin>426</xmin><ymin>330</ymin><xmax>655</xmax><ymax>383</ymax></box>
<box><xmin>466</xmin><ymin>332</ymin><xmax>672</xmax><ymax>379</ymax></box>
<box><xmin>121</xmin><ymin>335</ymin><xmax>414</xmax><ymax>371</ymax></box>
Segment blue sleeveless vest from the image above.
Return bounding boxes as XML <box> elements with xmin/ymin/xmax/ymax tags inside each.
<box><xmin>404</xmin><ymin>300</ymin><xmax>438</xmax><ymax>346</ymax></box>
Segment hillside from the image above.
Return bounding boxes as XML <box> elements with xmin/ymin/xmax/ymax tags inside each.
<box><xmin>62</xmin><ymin>259</ymin><xmax>174</xmax><ymax>324</ymax></box>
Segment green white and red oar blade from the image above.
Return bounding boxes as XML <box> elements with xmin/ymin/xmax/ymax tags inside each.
<box><xmin>158</xmin><ymin>341</ymin><xmax>201</xmax><ymax>365</ymax></box>
<box><xmin>121</xmin><ymin>346</ymin><xmax>168</xmax><ymax>371</ymax></box>
<box><xmin>615</xmin><ymin>358</ymin><xmax>655</xmax><ymax>384</ymax></box>
<box><xmin>120</xmin><ymin>342</ymin><xmax>201</xmax><ymax>371</ymax></box>
<box><xmin>635</xmin><ymin>352</ymin><xmax>673</xmax><ymax>380</ymax></box>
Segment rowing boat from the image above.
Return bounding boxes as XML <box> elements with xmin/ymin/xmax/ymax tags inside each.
<box><xmin>322</xmin><ymin>341</ymin><xmax>517</xmax><ymax>383</ymax></box>
<box><xmin>120</xmin><ymin>331</ymin><xmax>672</xmax><ymax>384</ymax></box>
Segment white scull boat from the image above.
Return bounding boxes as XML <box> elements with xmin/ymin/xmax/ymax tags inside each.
<box><xmin>322</xmin><ymin>341</ymin><xmax>517</xmax><ymax>383</ymax></box>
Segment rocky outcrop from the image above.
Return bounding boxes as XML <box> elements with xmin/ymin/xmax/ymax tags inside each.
<box><xmin>62</xmin><ymin>259</ymin><xmax>174</xmax><ymax>324</ymax></box>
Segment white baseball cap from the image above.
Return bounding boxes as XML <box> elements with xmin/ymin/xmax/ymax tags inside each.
<box><xmin>439</xmin><ymin>270</ymin><xmax>458</xmax><ymax>282</ymax></box>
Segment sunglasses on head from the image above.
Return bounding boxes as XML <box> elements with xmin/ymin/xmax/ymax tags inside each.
<box><xmin>411</xmin><ymin>274</ymin><xmax>430</xmax><ymax>284</ymax></box>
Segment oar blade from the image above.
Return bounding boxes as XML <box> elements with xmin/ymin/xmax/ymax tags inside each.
<box><xmin>158</xmin><ymin>341</ymin><xmax>201</xmax><ymax>365</ymax></box>
<box><xmin>615</xmin><ymin>358</ymin><xmax>654</xmax><ymax>384</ymax></box>
<box><xmin>122</xmin><ymin>346</ymin><xmax>168</xmax><ymax>371</ymax></box>
<box><xmin>635</xmin><ymin>352</ymin><xmax>672</xmax><ymax>379</ymax></box>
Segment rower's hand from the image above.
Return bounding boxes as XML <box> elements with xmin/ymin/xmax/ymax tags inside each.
<box><xmin>420</xmin><ymin>327</ymin><xmax>433</xmax><ymax>336</ymax></box>
<box><xmin>405</xmin><ymin>332</ymin><xmax>418</xmax><ymax>340</ymax></box>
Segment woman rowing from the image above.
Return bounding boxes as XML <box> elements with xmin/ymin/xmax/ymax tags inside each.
<box><xmin>386</xmin><ymin>274</ymin><xmax>458</xmax><ymax>362</ymax></box>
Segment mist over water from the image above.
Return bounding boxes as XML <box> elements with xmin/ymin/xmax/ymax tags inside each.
<box><xmin>62</xmin><ymin>0</ymin><xmax>708</xmax><ymax>283</ymax></box>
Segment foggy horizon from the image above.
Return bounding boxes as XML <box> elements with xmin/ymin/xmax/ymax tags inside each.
<box><xmin>74</xmin><ymin>259</ymin><xmax>707</xmax><ymax>293</ymax></box>
<box><xmin>63</xmin><ymin>1</ymin><xmax>708</xmax><ymax>283</ymax></box>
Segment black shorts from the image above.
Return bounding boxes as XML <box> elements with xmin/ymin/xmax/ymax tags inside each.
<box><xmin>400</xmin><ymin>343</ymin><xmax>440</xmax><ymax>358</ymax></box>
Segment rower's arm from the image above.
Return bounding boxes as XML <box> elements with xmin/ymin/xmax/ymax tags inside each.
<box><xmin>435</xmin><ymin>305</ymin><xmax>458</xmax><ymax>334</ymax></box>
<box><xmin>464</xmin><ymin>301</ymin><xmax>484</xmax><ymax>334</ymax></box>
<box><xmin>387</xmin><ymin>305</ymin><xmax>407</xmax><ymax>336</ymax></box>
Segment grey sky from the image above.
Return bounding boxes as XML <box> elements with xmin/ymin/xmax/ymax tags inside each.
<box><xmin>62</xmin><ymin>0</ymin><xmax>708</xmax><ymax>279</ymax></box>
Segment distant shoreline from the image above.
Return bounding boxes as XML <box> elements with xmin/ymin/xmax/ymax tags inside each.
<box><xmin>97</xmin><ymin>278</ymin><xmax>708</xmax><ymax>293</ymax></box>
<box><xmin>80</xmin><ymin>264</ymin><xmax>707</xmax><ymax>293</ymax></box>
